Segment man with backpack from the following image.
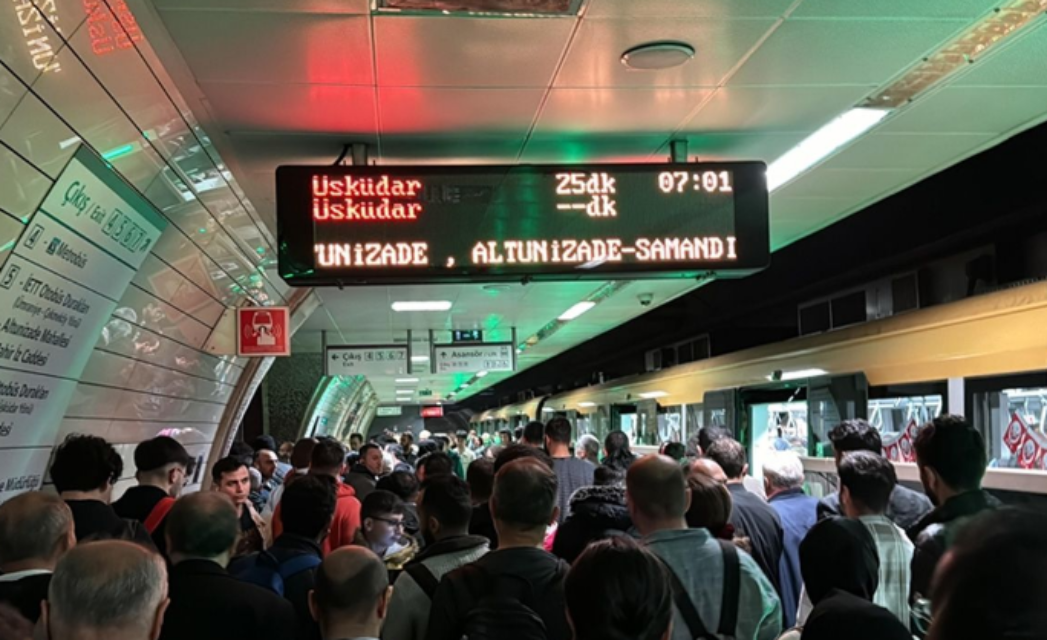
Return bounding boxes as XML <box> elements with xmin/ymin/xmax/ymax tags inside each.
<box><xmin>628</xmin><ymin>454</ymin><xmax>782</xmax><ymax>640</ymax></box>
<box><xmin>384</xmin><ymin>475</ymin><xmax>489</xmax><ymax>640</ymax></box>
<box><xmin>232</xmin><ymin>474</ymin><xmax>337</xmax><ymax>640</ymax></box>
<box><xmin>425</xmin><ymin>458</ymin><xmax>570</xmax><ymax>640</ymax></box>
<box><xmin>113</xmin><ymin>436</ymin><xmax>192</xmax><ymax>557</ymax></box>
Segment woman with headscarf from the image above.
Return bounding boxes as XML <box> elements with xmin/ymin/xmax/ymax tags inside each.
<box><xmin>778</xmin><ymin>517</ymin><xmax>910</xmax><ymax>640</ymax></box>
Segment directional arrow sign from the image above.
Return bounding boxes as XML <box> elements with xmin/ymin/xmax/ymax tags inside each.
<box><xmin>433</xmin><ymin>342</ymin><xmax>514</xmax><ymax>374</ymax></box>
<box><xmin>325</xmin><ymin>345</ymin><xmax>408</xmax><ymax>377</ymax></box>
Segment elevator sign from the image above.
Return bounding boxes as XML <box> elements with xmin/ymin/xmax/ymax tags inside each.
<box><xmin>237</xmin><ymin>307</ymin><xmax>290</xmax><ymax>356</ymax></box>
<box><xmin>276</xmin><ymin>162</ymin><xmax>769</xmax><ymax>285</ymax></box>
<box><xmin>434</xmin><ymin>343</ymin><xmax>514</xmax><ymax>374</ymax></box>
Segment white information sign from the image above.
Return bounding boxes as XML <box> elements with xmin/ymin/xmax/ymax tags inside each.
<box><xmin>325</xmin><ymin>345</ymin><xmax>409</xmax><ymax>377</ymax></box>
<box><xmin>376</xmin><ymin>406</ymin><xmax>403</xmax><ymax>417</ymax></box>
<box><xmin>434</xmin><ymin>342</ymin><xmax>514</xmax><ymax>374</ymax></box>
<box><xmin>0</xmin><ymin>146</ymin><xmax>167</xmax><ymax>502</ymax></box>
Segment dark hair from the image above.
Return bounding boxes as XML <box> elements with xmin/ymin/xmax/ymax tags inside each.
<box><xmin>838</xmin><ymin>451</ymin><xmax>896</xmax><ymax>513</ymax></box>
<box><xmin>493</xmin><ymin>443</ymin><xmax>553</xmax><ymax>474</ymax></box>
<box><xmin>228</xmin><ymin>441</ymin><xmax>254</xmax><ymax>466</ymax></box>
<box><xmin>166</xmin><ymin>493</ymin><xmax>239</xmax><ymax>557</ymax></box>
<box><xmin>544</xmin><ymin>417</ymin><xmax>572</xmax><ymax>445</ymax></box>
<box><xmin>416</xmin><ymin>440</ymin><xmax>440</xmax><ymax>456</ymax></box>
<box><xmin>291</xmin><ymin>438</ymin><xmax>318</xmax><ymax>469</ymax></box>
<box><xmin>251</xmin><ymin>435</ymin><xmax>278</xmax><ymax>453</ymax></box>
<box><xmin>913</xmin><ymin>415</ymin><xmax>987</xmax><ymax>492</ymax></box>
<box><xmin>929</xmin><ymin>508</ymin><xmax>1047</xmax><ymax>640</ymax></box>
<box><xmin>498</xmin><ymin>429</ymin><xmax>512</xmax><ymax>442</ymax></box>
<box><xmin>417</xmin><ymin>451</ymin><xmax>454</xmax><ymax>479</ymax></box>
<box><xmin>466</xmin><ymin>457</ymin><xmax>495</xmax><ymax>502</ymax></box>
<box><xmin>50</xmin><ymin>434</ymin><xmax>123</xmax><ymax>493</ymax></box>
<box><xmin>828</xmin><ymin>419</ymin><xmax>883</xmax><ymax>456</ymax></box>
<box><xmin>312</xmin><ymin>439</ymin><xmax>347</xmax><ymax>471</ymax></box>
<box><xmin>697</xmin><ymin>425</ymin><xmax>731</xmax><ymax>454</ymax></box>
<box><xmin>349</xmin><ymin>433</ymin><xmax>363</xmax><ymax>443</ymax></box>
<box><xmin>685</xmin><ymin>473</ymin><xmax>732</xmax><ymax>532</ymax></box>
<box><xmin>661</xmin><ymin>442</ymin><xmax>686</xmax><ymax>462</ymax></box>
<box><xmin>705</xmin><ymin>438</ymin><xmax>747</xmax><ymax>479</ymax></box>
<box><xmin>455</xmin><ymin>429</ymin><xmax>468</xmax><ymax>440</ymax></box>
<box><xmin>361</xmin><ymin>490</ymin><xmax>404</xmax><ymax>521</ymax></box>
<box><xmin>522</xmin><ymin>421</ymin><xmax>545</xmax><ymax>445</ymax></box>
<box><xmin>594</xmin><ymin>465</ymin><xmax>624</xmax><ymax>487</ymax></box>
<box><xmin>400</xmin><ymin>432</ymin><xmax>414</xmax><ymax>442</ymax></box>
<box><xmin>210</xmin><ymin>456</ymin><xmax>247</xmax><ymax>484</ymax></box>
<box><xmin>432</xmin><ymin>435</ymin><xmax>451</xmax><ymax>452</ymax></box>
<box><xmin>603</xmin><ymin>430</ymin><xmax>637</xmax><ymax>472</ymax></box>
<box><xmin>419</xmin><ymin>474</ymin><xmax>473</xmax><ymax>531</ymax></box>
<box><xmin>376</xmin><ymin>471</ymin><xmax>419</xmax><ymax>501</ymax></box>
<box><xmin>566</xmin><ymin>536</ymin><xmax>673</xmax><ymax>640</ymax></box>
<box><xmin>626</xmin><ymin>457</ymin><xmax>688</xmax><ymax>521</ymax></box>
<box><xmin>281</xmin><ymin>474</ymin><xmax>337</xmax><ymax>540</ymax></box>
<box><xmin>134</xmin><ymin>437</ymin><xmax>191</xmax><ymax>474</ymax></box>
<box><xmin>513</xmin><ymin>426</ymin><xmax>523</xmax><ymax>441</ymax></box>
<box><xmin>493</xmin><ymin>458</ymin><xmax>557</xmax><ymax>530</ymax></box>
<box><xmin>357</xmin><ymin>442</ymin><xmax>381</xmax><ymax>458</ymax></box>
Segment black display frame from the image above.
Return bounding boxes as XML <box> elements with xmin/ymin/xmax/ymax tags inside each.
<box><xmin>276</xmin><ymin>162</ymin><xmax>770</xmax><ymax>286</ymax></box>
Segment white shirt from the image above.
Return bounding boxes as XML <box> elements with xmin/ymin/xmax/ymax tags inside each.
<box><xmin>0</xmin><ymin>568</ymin><xmax>52</xmax><ymax>582</ymax></box>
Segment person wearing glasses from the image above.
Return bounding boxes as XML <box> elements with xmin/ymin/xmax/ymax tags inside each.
<box><xmin>50</xmin><ymin>434</ymin><xmax>154</xmax><ymax>548</ymax></box>
<box><xmin>354</xmin><ymin>490</ymin><xmax>417</xmax><ymax>584</ymax></box>
<box><xmin>114</xmin><ymin>436</ymin><xmax>193</xmax><ymax>558</ymax></box>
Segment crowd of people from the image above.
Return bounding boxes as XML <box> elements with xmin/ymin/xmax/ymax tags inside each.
<box><xmin>0</xmin><ymin>414</ymin><xmax>1043</xmax><ymax>640</ymax></box>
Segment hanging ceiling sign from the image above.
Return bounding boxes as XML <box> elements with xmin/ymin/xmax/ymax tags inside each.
<box><xmin>325</xmin><ymin>345</ymin><xmax>409</xmax><ymax>377</ymax></box>
<box><xmin>276</xmin><ymin>162</ymin><xmax>769</xmax><ymax>285</ymax></box>
<box><xmin>434</xmin><ymin>342</ymin><xmax>514</xmax><ymax>374</ymax></box>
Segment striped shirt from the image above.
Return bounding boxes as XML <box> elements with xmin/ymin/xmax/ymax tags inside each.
<box><xmin>859</xmin><ymin>514</ymin><xmax>914</xmax><ymax>629</ymax></box>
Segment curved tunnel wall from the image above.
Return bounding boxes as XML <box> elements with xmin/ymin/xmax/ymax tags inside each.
<box><xmin>0</xmin><ymin>6</ymin><xmax>306</xmax><ymax>502</ymax></box>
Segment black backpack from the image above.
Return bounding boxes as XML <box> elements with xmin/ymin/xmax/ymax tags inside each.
<box><xmin>660</xmin><ymin>540</ymin><xmax>741</xmax><ymax>640</ymax></box>
<box><xmin>457</xmin><ymin>564</ymin><xmax>566</xmax><ymax>640</ymax></box>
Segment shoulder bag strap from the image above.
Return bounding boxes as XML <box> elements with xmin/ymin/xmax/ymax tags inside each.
<box><xmin>716</xmin><ymin>540</ymin><xmax>741</xmax><ymax>638</ymax></box>
<box><xmin>657</xmin><ymin>557</ymin><xmax>714</xmax><ymax>640</ymax></box>
<box><xmin>144</xmin><ymin>497</ymin><xmax>176</xmax><ymax>534</ymax></box>
<box><xmin>404</xmin><ymin>562</ymin><xmax>441</xmax><ymax>599</ymax></box>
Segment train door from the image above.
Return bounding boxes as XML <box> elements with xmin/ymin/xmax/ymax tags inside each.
<box><xmin>611</xmin><ymin>403</ymin><xmax>639</xmax><ymax>444</ymax></box>
<box><xmin>738</xmin><ymin>385</ymin><xmax>809</xmax><ymax>485</ymax></box>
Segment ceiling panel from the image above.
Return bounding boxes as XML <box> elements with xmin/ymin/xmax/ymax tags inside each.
<box><xmin>791</xmin><ymin>0</ymin><xmax>999</xmax><ymax>19</ymax></box>
<box><xmin>379</xmin><ymin>135</ymin><xmax>528</xmax><ymax>163</ymax></box>
<box><xmin>157</xmin><ymin>10</ymin><xmax>374</xmax><ymax>85</ymax></box>
<box><xmin>378</xmin><ymin>88</ymin><xmax>545</xmax><ymax>135</ymax></box>
<box><xmin>153</xmin><ymin>0</ymin><xmax>369</xmax><ymax>12</ymax></box>
<box><xmin>877</xmin><ymin>86</ymin><xmax>1047</xmax><ymax>134</ymax></box>
<box><xmin>659</xmin><ymin>132</ymin><xmax>809</xmax><ymax>163</ymax></box>
<box><xmin>774</xmin><ymin>167</ymin><xmax>919</xmax><ymax>202</ymax></box>
<box><xmin>728</xmin><ymin>19</ymin><xmax>968</xmax><ymax>86</ymax></box>
<box><xmin>952</xmin><ymin>24</ymin><xmax>1047</xmax><ymax>88</ymax></box>
<box><xmin>374</xmin><ymin>16</ymin><xmax>574</xmax><ymax>88</ymax></box>
<box><xmin>520</xmin><ymin>134</ymin><xmax>666</xmax><ymax>163</ymax></box>
<box><xmin>683</xmin><ymin>85</ymin><xmax>873</xmax><ymax>133</ymax></box>
<box><xmin>821</xmin><ymin>132</ymin><xmax>997</xmax><ymax>171</ymax></box>
<box><xmin>534</xmin><ymin>88</ymin><xmax>713</xmax><ymax>133</ymax></box>
<box><xmin>201</xmin><ymin>82</ymin><xmax>378</xmax><ymax>133</ymax></box>
<box><xmin>555</xmin><ymin>17</ymin><xmax>775</xmax><ymax>88</ymax></box>
<box><xmin>586</xmin><ymin>0</ymin><xmax>794</xmax><ymax>19</ymax></box>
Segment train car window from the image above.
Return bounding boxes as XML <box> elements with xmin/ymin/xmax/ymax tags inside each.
<box><xmin>968</xmin><ymin>372</ymin><xmax>1047</xmax><ymax>472</ymax></box>
<box><xmin>868</xmin><ymin>394</ymin><xmax>943</xmax><ymax>462</ymax></box>
<box><xmin>657</xmin><ymin>405</ymin><xmax>685</xmax><ymax>444</ymax></box>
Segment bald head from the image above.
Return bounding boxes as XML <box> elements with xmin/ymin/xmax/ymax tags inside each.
<box><xmin>47</xmin><ymin>540</ymin><xmax>167</xmax><ymax>637</ymax></box>
<box><xmin>689</xmin><ymin>458</ymin><xmax>728</xmax><ymax>483</ymax></box>
<box><xmin>312</xmin><ymin>547</ymin><xmax>388</xmax><ymax>624</ymax></box>
<box><xmin>0</xmin><ymin>492</ymin><xmax>74</xmax><ymax>569</ymax></box>
<box><xmin>627</xmin><ymin>455</ymin><xmax>689</xmax><ymax>527</ymax></box>
<box><xmin>166</xmin><ymin>492</ymin><xmax>238</xmax><ymax>560</ymax></box>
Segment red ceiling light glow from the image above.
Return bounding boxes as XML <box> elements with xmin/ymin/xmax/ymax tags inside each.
<box><xmin>84</xmin><ymin>0</ymin><xmax>143</xmax><ymax>56</ymax></box>
<box><xmin>375</xmin><ymin>0</ymin><xmax>582</xmax><ymax>17</ymax></box>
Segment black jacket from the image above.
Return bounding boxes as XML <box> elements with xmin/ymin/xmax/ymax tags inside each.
<box><xmin>469</xmin><ymin>502</ymin><xmax>498</xmax><ymax>550</ymax></box>
<box><xmin>425</xmin><ymin>547</ymin><xmax>570</xmax><ymax>640</ymax></box>
<box><xmin>0</xmin><ymin>572</ymin><xmax>50</xmax><ymax>622</ymax></box>
<box><xmin>907</xmin><ymin>489</ymin><xmax>1001</xmax><ymax>599</ymax></box>
<box><xmin>113</xmin><ymin>485</ymin><xmax>171</xmax><ymax>556</ymax></box>
<box><xmin>159</xmin><ymin>559</ymin><xmax>297</xmax><ymax>640</ymax></box>
<box><xmin>818</xmin><ymin>484</ymin><xmax>933</xmax><ymax>531</ymax></box>
<box><xmin>344</xmin><ymin>464</ymin><xmax>378</xmax><ymax>502</ymax></box>
<box><xmin>229</xmin><ymin>534</ymin><xmax>323</xmax><ymax>640</ymax></box>
<box><xmin>727</xmin><ymin>483</ymin><xmax>784</xmax><ymax>596</ymax></box>
<box><xmin>552</xmin><ymin>485</ymin><xmax>631</xmax><ymax>564</ymax></box>
<box><xmin>66</xmin><ymin>499</ymin><xmax>155</xmax><ymax>549</ymax></box>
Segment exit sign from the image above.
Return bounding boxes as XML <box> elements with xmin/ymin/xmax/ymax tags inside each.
<box><xmin>452</xmin><ymin>329</ymin><xmax>483</xmax><ymax>343</ymax></box>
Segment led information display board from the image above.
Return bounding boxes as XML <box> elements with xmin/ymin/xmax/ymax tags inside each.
<box><xmin>276</xmin><ymin>162</ymin><xmax>768</xmax><ymax>285</ymax></box>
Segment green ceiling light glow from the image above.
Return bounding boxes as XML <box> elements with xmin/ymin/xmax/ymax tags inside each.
<box><xmin>101</xmin><ymin>143</ymin><xmax>136</xmax><ymax>161</ymax></box>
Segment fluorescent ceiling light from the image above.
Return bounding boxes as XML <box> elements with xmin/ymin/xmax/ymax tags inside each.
<box><xmin>411</xmin><ymin>355</ymin><xmax>430</xmax><ymax>363</ymax></box>
<box><xmin>396</xmin><ymin>389</ymin><xmax>413</xmax><ymax>395</ymax></box>
<box><xmin>639</xmin><ymin>391</ymin><xmax>669</xmax><ymax>399</ymax></box>
<box><xmin>558</xmin><ymin>301</ymin><xmax>596</xmax><ymax>321</ymax></box>
<box><xmin>475</xmin><ymin>371</ymin><xmax>488</xmax><ymax>378</ymax></box>
<box><xmin>771</xmin><ymin>368</ymin><xmax>829</xmax><ymax>382</ymax></box>
<box><xmin>392</xmin><ymin>301</ymin><xmax>452</xmax><ymax>312</ymax></box>
<box><xmin>766</xmin><ymin>108</ymin><xmax>890</xmax><ymax>191</ymax></box>
<box><xmin>578</xmin><ymin>401</ymin><xmax>596</xmax><ymax>408</ymax></box>
<box><xmin>395</xmin><ymin>378</ymin><xmax>419</xmax><ymax>383</ymax></box>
